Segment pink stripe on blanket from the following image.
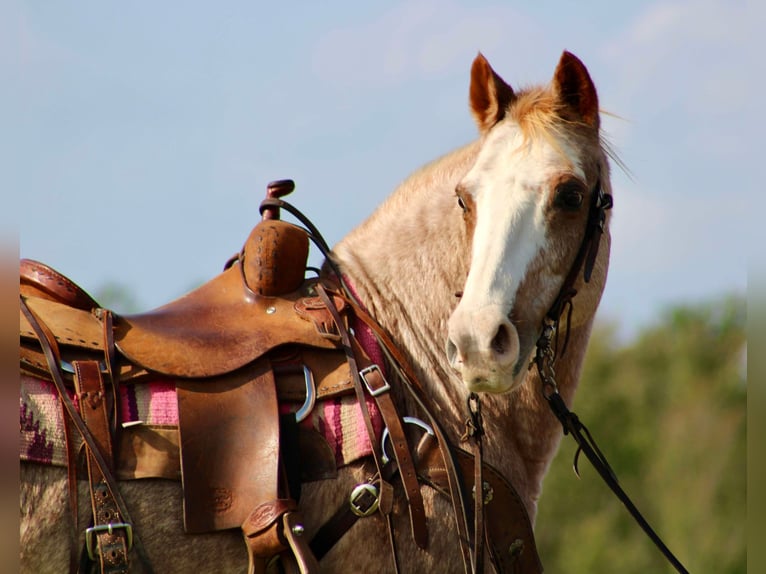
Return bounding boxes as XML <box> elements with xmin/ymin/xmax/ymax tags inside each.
<box><xmin>116</xmin><ymin>380</ymin><xmax>178</xmax><ymax>425</ymax></box>
<box><xmin>20</xmin><ymin>376</ymin><xmax>179</xmax><ymax>467</ymax></box>
<box><xmin>24</xmin><ymin>375</ymin><xmax>383</xmax><ymax>470</ymax></box>
<box><xmin>279</xmin><ymin>394</ymin><xmax>383</xmax><ymax>467</ymax></box>
<box><xmin>343</xmin><ymin>276</ymin><xmax>387</xmax><ymax>377</ymax></box>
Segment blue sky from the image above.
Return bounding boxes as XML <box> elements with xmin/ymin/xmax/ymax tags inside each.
<box><xmin>5</xmin><ymin>0</ymin><xmax>757</xmax><ymax>338</ymax></box>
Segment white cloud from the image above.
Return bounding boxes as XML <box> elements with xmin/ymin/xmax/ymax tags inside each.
<box><xmin>603</xmin><ymin>0</ymin><xmax>762</xmax><ymax>116</ymax></box>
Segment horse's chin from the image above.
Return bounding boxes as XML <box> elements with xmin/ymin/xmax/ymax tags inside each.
<box><xmin>463</xmin><ymin>372</ymin><xmax>523</xmax><ymax>395</ymax></box>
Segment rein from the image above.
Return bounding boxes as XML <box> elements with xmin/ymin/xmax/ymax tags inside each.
<box><xmin>533</xmin><ymin>178</ymin><xmax>691</xmax><ymax>574</ymax></box>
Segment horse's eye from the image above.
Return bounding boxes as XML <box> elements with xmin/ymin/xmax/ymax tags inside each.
<box><xmin>457</xmin><ymin>196</ymin><xmax>467</xmax><ymax>211</ymax></box>
<box><xmin>554</xmin><ymin>183</ymin><xmax>584</xmax><ymax>211</ymax></box>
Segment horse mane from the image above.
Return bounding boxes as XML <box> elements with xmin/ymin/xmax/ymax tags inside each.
<box><xmin>508</xmin><ymin>86</ymin><xmax>625</xmax><ymax>178</ymax></box>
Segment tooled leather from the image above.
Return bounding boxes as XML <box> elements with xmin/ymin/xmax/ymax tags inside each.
<box><xmin>416</xmin><ymin>441</ymin><xmax>543</xmax><ymax>574</ymax></box>
<box><xmin>176</xmin><ymin>358</ymin><xmax>282</xmax><ymax>533</ymax></box>
<box><xmin>20</xmin><ymin>258</ymin><xmax>98</xmax><ymax>310</ymax></box>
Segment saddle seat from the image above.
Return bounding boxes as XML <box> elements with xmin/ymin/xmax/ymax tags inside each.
<box><xmin>21</xmin><ymin>218</ymin><xmax>347</xmax><ymax>380</ymax></box>
<box><xmin>114</xmin><ymin>264</ymin><xmax>342</xmax><ymax>378</ymax></box>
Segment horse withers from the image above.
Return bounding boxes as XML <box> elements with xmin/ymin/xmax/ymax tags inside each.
<box><xmin>20</xmin><ymin>51</ymin><xmax>613</xmax><ymax>573</ymax></box>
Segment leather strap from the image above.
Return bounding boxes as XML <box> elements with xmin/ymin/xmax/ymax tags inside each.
<box><xmin>311</xmin><ymin>432</ymin><xmax>543</xmax><ymax>573</ymax></box>
<box><xmin>72</xmin><ymin>360</ymin><xmax>130</xmax><ymax>574</ymax></box>
<box><xmin>416</xmin><ymin>438</ymin><xmax>543</xmax><ymax>573</ymax></box>
<box><xmin>282</xmin><ymin>512</ymin><xmax>320</xmax><ymax>574</ymax></box>
<box><xmin>20</xmin><ymin>296</ymin><xmax>154</xmax><ymax>574</ymax></box>
<box><xmin>357</xmin><ymin>361</ymin><xmax>428</xmax><ymax>549</ymax></box>
<box><xmin>464</xmin><ymin>393</ymin><xmax>485</xmax><ymax>573</ymax></box>
<box><xmin>314</xmin><ymin>284</ymin><xmax>401</xmax><ymax>573</ymax></box>
<box><xmin>328</xmin><ymin>287</ymin><xmax>475</xmax><ymax>572</ymax></box>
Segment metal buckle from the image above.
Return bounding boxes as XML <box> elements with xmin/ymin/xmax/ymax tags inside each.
<box><xmin>349</xmin><ymin>483</ymin><xmax>380</xmax><ymax>517</ymax></box>
<box><xmin>85</xmin><ymin>522</ymin><xmax>133</xmax><ymax>560</ymax></box>
<box><xmin>359</xmin><ymin>364</ymin><xmax>390</xmax><ymax>397</ymax></box>
<box><xmin>380</xmin><ymin>417</ymin><xmax>435</xmax><ymax>465</ymax></box>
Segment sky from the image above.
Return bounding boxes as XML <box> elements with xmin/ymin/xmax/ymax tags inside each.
<box><xmin>5</xmin><ymin>0</ymin><xmax>759</xmax><ymax>340</ymax></box>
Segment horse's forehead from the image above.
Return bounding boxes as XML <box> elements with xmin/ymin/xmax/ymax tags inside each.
<box><xmin>467</xmin><ymin>121</ymin><xmax>585</xmax><ymax>187</ymax></box>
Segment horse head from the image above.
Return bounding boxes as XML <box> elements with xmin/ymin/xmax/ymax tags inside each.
<box><xmin>446</xmin><ymin>51</ymin><xmax>612</xmax><ymax>394</ymax></box>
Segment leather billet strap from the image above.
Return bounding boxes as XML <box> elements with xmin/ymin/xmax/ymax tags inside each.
<box><xmin>19</xmin><ymin>296</ymin><xmax>153</xmax><ymax>574</ymax></box>
<box><xmin>316</xmin><ymin>283</ymin><xmax>428</xmax><ymax>543</ymax></box>
<box><xmin>358</xmin><ymin>363</ymin><xmax>428</xmax><ymax>549</ymax></box>
<box><xmin>72</xmin><ymin>360</ymin><xmax>130</xmax><ymax>574</ymax></box>
<box><xmin>313</xmin><ymin>284</ymin><xmax>403</xmax><ymax>573</ymax></box>
<box><xmin>326</xmin><ymin>287</ymin><xmax>476</xmax><ymax>572</ymax></box>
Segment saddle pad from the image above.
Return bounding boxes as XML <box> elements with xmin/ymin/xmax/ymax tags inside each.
<box><xmin>20</xmin><ymin>376</ymin><xmax>382</xmax><ymax>474</ymax></box>
<box><xmin>20</xmin><ymin>375</ymin><xmax>177</xmax><ymax>468</ymax></box>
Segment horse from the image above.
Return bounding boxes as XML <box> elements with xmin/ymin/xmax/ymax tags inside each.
<box><xmin>20</xmin><ymin>50</ymin><xmax>613</xmax><ymax>573</ymax></box>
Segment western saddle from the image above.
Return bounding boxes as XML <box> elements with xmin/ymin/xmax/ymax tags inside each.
<box><xmin>20</xmin><ymin>180</ymin><xmax>542</xmax><ymax>573</ymax></box>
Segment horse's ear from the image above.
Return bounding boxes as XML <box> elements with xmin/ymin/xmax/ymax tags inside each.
<box><xmin>552</xmin><ymin>51</ymin><xmax>599</xmax><ymax>127</ymax></box>
<box><xmin>470</xmin><ymin>53</ymin><xmax>515</xmax><ymax>133</ymax></box>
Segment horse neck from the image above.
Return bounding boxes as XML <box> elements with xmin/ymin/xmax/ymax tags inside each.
<box><xmin>332</xmin><ymin>142</ymin><xmax>480</xmax><ymax>422</ymax></box>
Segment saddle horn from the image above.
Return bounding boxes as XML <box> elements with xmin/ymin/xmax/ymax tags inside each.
<box><xmin>242</xmin><ymin>179</ymin><xmax>309</xmax><ymax>296</ymax></box>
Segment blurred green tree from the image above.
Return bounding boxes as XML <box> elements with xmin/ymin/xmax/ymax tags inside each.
<box><xmin>535</xmin><ymin>294</ymin><xmax>745</xmax><ymax>573</ymax></box>
<box><xmin>92</xmin><ymin>282</ymin><xmax>142</xmax><ymax>314</ymax></box>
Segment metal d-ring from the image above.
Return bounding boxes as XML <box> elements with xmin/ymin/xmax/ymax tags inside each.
<box><xmin>294</xmin><ymin>366</ymin><xmax>316</xmax><ymax>423</ymax></box>
<box><xmin>380</xmin><ymin>417</ymin><xmax>435</xmax><ymax>465</ymax></box>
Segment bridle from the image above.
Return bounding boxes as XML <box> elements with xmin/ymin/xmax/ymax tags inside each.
<box><xmin>530</xmin><ymin>176</ymin><xmax>691</xmax><ymax>574</ymax></box>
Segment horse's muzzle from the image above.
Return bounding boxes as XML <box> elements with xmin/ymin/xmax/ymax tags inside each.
<box><xmin>446</xmin><ymin>304</ymin><xmax>521</xmax><ymax>393</ymax></box>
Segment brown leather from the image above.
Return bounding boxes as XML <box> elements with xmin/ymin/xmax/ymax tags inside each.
<box><xmin>282</xmin><ymin>512</ymin><xmax>320</xmax><ymax>574</ymax></box>
<box><xmin>71</xmin><ymin>360</ymin><xmax>130</xmax><ymax>574</ymax></box>
<box><xmin>242</xmin><ymin>500</ymin><xmax>295</xmax><ymax>574</ymax></box>
<box><xmin>114</xmin><ymin>272</ymin><xmax>342</xmax><ymax>378</ymax></box>
<box><xmin>20</xmin><ymin>258</ymin><xmax>99</xmax><ymax>310</ymax></box>
<box><xmin>176</xmin><ymin>358</ymin><xmax>282</xmax><ymax>533</ymax></box>
<box><xmin>243</xmin><ymin>499</ymin><xmax>297</xmax><ymax>542</ymax></box>
<box><xmin>20</xmin><ymin>295</ymin><xmax>103</xmax><ymax>351</ymax></box>
<box><xmin>357</xmin><ymin>361</ymin><xmax>428</xmax><ymax>549</ymax></box>
<box><xmin>416</xmin><ymin>438</ymin><xmax>543</xmax><ymax>574</ymax></box>
<box><xmin>294</xmin><ymin>295</ymin><xmax>346</xmax><ymax>338</ymax></box>
<box><xmin>116</xmin><ymin>426</ymin><xmax>181</xmax><ymax>480</ymax></box>
<box><xmin>330</xmin><ymin>288</ymin><xmax>475</xmax><ymax>567</ymax></box>
<box><xmin>21</xmin><ymin>297</ymin><xmax>153</xmax><ymax>571</ymax></box>
<box><xmin>240</xmin><ymin>220</ymin><xmax>309</xmax><ymax>296</ymax></box>
<box><xmin>271</xmin><ymin>347</ymin><xmax>354</xmax><ymax>401</ymax></box>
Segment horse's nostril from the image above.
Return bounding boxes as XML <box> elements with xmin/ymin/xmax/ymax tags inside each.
<box><xmin>491</xmin><ymin>323</ymin><xmax>511</xmax><ymax>356</ymax></box>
